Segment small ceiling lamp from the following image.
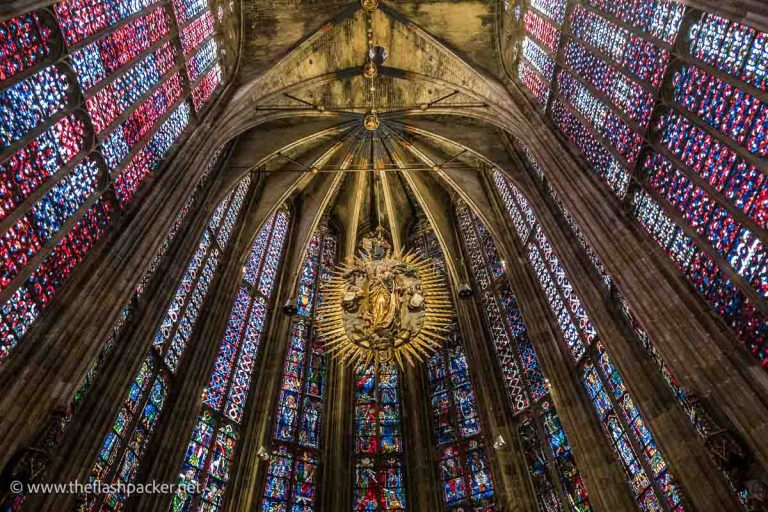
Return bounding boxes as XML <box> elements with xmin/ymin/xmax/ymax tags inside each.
<box><xmin>361</xmin><ymin>0</ymin><xmax>379</xmax><ymax>12</ymax></box>
<box><xmin>282</xmin><ymin>299</ymin><xmax>298</xmax><ymax>316</ymax></box>
<box><xmin>458</xmin><ymin>283</ymin><xmax>473</xmax><ymax>298</ymax></box>
<box><xmin>364</xmin><ymin>110</ymin><xmax>381</xmax><ymax>131</ymax></box>
<box><xmin>309</xmin><ymin>166</ymin><xmax>320</xmax><ymax>174</ymax></box>
<box><xmin>363</xmin><ymin>61</ymin><xmax>378</xmax><ymax>79</ymax></box>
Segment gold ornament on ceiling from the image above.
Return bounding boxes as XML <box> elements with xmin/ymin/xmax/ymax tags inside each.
<box><xmin>360</xmin><ymin>0</ymin><xmax>379</xmax><ymax>12</ymax></box>
<box><xmin>363</xmin><ymin>61</ymin><xmax>378</xmax><ymax>79</ymax></box>
<box><xmin>363</xmin><ymin>110</ymin><xmax>380</xmax><ymax>131</ymax></box>
<box><xmin>316</xmin><ymin>228</ymin><xmax>453</xmax><ymax>368</ymax></box>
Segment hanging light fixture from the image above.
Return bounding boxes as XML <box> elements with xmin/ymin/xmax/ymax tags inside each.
<box><xmin>458</xmin><ymin>283</ymin><xmax>473</xmax><ymax>298</ymax></box>
<box><xmin>282</xmin><ymin>299</ymin><xmax>298</xmax><ymax>316</ymax></box>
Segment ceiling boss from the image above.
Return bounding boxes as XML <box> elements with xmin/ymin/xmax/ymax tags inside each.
<box><xmin>317</xmin><ymin>228</ymin><xmax>453</xmax><ymax>368</ymax></box>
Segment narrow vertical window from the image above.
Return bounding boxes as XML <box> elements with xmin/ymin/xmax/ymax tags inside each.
<box><xmin>456</xmin><ymin>201</ymin><xmax>591</xmax><ymax>511</ymax></box>
<box><xmin>410</xmin><ymin>217</ymin><xmax>498</xmax><ymax>511</ymax></box>
<box><xmin>260</xmin><ymin>223</ymin><xmax>337</xmax><ymax>512</ymax></box>
<box><xmin>493</xmin><ymin>173</ymin><xmax>686</xmax><ymax>510</ymax></box>
<box><xmin>352</xmin><ymin>360</ymin><xmax>407</xmax><ymax>512</ymax></box>
<box><xmin>172</xmin><ymin>206</ymin><xmax>291</xmax><ymax>512</ymax></box>
<box><xmin>518</xmin><ymin>0</ymin><xmax>566</xmax><ymax>107</ymax></box>
<box><xmin>86</xmin><ymin>178</ymin><xmax>251</xmax><ymax>510</ymax></box>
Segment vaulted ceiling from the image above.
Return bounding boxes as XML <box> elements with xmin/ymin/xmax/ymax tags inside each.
<box><xmin>206</xmin><ymin>0</ymin><xmax>541</xmax><ymax>286</ymax></box>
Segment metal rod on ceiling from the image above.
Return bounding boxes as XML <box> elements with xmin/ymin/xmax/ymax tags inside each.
<box><xmin>276</xmin><ymin>151</ymin><xmax>310</xmax><ymax>169</ymax></box>
<box><xmin>247</xmin><ymin>167</ymin><xmax>481</xmax><ymax>173</ymax></box>
<box><xmin>283</xmin><ymin>93</ymin><xmax>317</xmax><ymax>108</ymax></box>
<box><xmin>427</xmin><ymin>90</ymin><xmax>460</xmax><ymax>106</ymax></box>
<box><xmin>250</xmin><ymin>103</ymin><xmax>487</xmax><ymax>112</ymax></box>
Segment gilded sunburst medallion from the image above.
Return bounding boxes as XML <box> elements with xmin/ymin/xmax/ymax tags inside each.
<box><xmin>316</xmin><ymin>229</ymin><xmax>453</xmax><ymax>368</ymax></box>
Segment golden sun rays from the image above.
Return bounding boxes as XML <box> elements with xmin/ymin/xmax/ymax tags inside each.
<box><xmin>315</xmin><ymin>249</ymin><xmax>453</xmax><ymax>370</ymax></box>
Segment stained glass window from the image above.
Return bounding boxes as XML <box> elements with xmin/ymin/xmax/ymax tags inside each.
<box><xmin>86</xmin><ymin>177</ymin><xmax>251</xmax><ymax>510</ymax></box>
<box><xmin>518</xmin><ymin>0</ymin><xmax>768</xmax><ymax>378</ymax></box>
<box><xmin>0</xmin><ymin>0</ymin><xmax>228</xmax><ymax>368</ymax></box>
<box><xmin>455</xmin><ymin>198</ymin><xmax>591</xmax><ymax>511</ymax></box>
<box><xmin>173</xmin><ymin>413</ymin><xmax>240</xmax><ymax>512</ymax></box>
<box><xmin>187</xmin><ymin>38</ymin><xmax>218</xmax><ymax>83</ymax></box>
<box><xmin>135</xmin><ymin>146</ymin><xmax>224</xmax><ymax>297</ymax></box>
<box><xmin>261</xmin><ymin>223</ymin><xmax>336</xmax><ymax>512</ymax></box>
<box><xmin>0</xmin><ymin>199</ymin><xmax>112</xmax><ymax>363</ymax></box>
<box><xmin>62</xmin><ymin>1</ymin><xmax>200</xmax><ymax>209</ymax></box>
<box><xmin>85</xmin><ymin>42</ymin><xmax>177</xmax><ymax>134</ymax></box>
<box><xmin>69</xmin><ymin>6</ymin><xmax>171</xmax><ymax>91</ymax></box>
<box><xmin>262</xmin><ymin>446</ymin><xmax>320</xmax><ymax>512</ymax></box>
<box><xmin>180</xmin><ymin>11</ymin><xmax>215</xmax><ymax>55</ymax></box>
<box><xmin>0</xmin><ymin>22</ymin><xmax>109</xmax><ymax>364</ymax></box>
<box><xmin>536</xmin><ymin>0</ymin><xmax>677</xmax><ymax>197</ymax></box>
<box><xmin>54</xmin><ymin>0</ymin><xmax>162</xmax><ymax>46</ymax></box>
<box><xmin>171</xmin><ymin>207</ymin><xmax>290</xmax><ymax>512</ymax></box>
<box><xmin>113</xmin><ymin>102</ymin><xmax>192</xmax><ymax>205</ymax></box>
<box><xmin>101</xmin><ymin>72</ymin><xmax>184</xmax><ymax>169</ymax></box>
<box><xmin>0</xmin><ymin>12</ymin><xmax>54</xmax><ymax>84</ymax></box>
<box><xmin>518</xmin><ymin>0</ymin><xmax>565</xmax><ymax>107</ymax></box>
<box><xmin>1</xmin><ymin>149</ymin><xmax>228</xmax><ymax>509</ymax></box>
<box><xmin>352</xmin><ymin>361</ymin><xmax>407</xmax><ymax>511</ymax></box>
<box><xmin>192</xmin><ymin>62</ymin><xmax>223</xmax><ymax>112</ymax></box>
<box><xmin>172</xmin><ymin>0</ymin><xmax>210</xmax><ymax>25</ymax></box>
<box><xmin>410</xmin><ymin>217</ymin><xmax>498</xmax><ymax>510</ymax></box>
<box><xmin>172</xmin><ymin>1</ymin><xmax>223</xmax><ymax>112</ymax></box>
<box><xmin>428</xmin><ymin>329</ymin><xmax>498</xmax><ymax>510</ymax></box>
<box><xmin>492</xmin><ymin>171</ymin><xmax>686</xmax><ymax>510</ymax></box>
<box><xmin>0</xmin><ymin>66</ymin><xmax>70</xmax><ymax>149</ymax></box>
<box><xmin>633</xmin><ymin>18</ymin><xmax>768</xmax><ymax>367</ymax></box>
<box><xmin>673</xmin><ymin>66</ymin><xmax>768</xmax><ymax>156</ymax></box>
<box><xmin>0</xmin><ymin>115</ymin><xmax>86</xmax><ymax>222</ymax></box>
<box><xmin>689</xmin><ymin>14</ymin><xmax>768</xmax><ymax>92</ymax></box>
<box><xmin>0</xmin><ymin>157</ymin><xmax>98</xmax><ymax>293</ymax></box>
<box><xmin>1</xmin><ymin>147</ymin><xmax>229</xmax><ymax>511</ymax></box>
<box><xmin>427</xmin><ymin>331</ymin><xmax>482</xmax><ymax>444</ymax></box>
<box><xmin>438</xmin><ymin>442</ymin><xmax>495</xmax><ymax>509</ymax></box>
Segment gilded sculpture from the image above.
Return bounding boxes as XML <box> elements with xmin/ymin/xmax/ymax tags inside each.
<box><xmin>316</xmin><ymin>228</ymin><xmax>453</xmax><ymax>367</ymax></box>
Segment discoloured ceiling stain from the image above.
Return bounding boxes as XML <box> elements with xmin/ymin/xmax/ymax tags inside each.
<box><xmin>240</xmin><ymin>0</ymin><xmax>502</xmax><ymax>82</ymax></box>
<box><xmin>240</xmin><ymin>0</ymin><xmax>357</xmax><ymax>79</ymax></box>
<box><xmin>383</xmin><ymin>1</ymin><xmax>500</xmax><ymax>76</ymax></box>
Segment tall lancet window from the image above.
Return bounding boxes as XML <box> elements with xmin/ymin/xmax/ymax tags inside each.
<box><xmin>260</xmin><ymin>223</ymin><xmax>337</xmax><ymax>512</ymax></box>
<box><xmin>170</xmin><ymin>207</ymin><xmax>290</xmax><ymax>512</ymax></box>
<box><xmin>352</xmin><ymin>360</ymin><xmax>407</xmax><ymax>511</ymax></box>
<box><xmin>518</xmin><ymin>0</ymin><xmax>768</xmax><ymax>369</ymax></box>
<box><xmin>455</xmin><ymin>201</ymin><xmax>591</xmax><ymax>512</ymax></box>
<box><xmin>170</xmin><ymin>0</ymin><xmax>224</xmax><ymax>112</ymax></box>
<box><xmin>518</xmin><ymin>0</ymin><xmax>565</xmax><ymax>108</ymax></box>
<box><xmin>492</xmin><ymin>173</ymin><xmax>687</xmax><ymax>511</ymax></box>
<box><xmin>85</xmin><ymin>178</ymin><xmax>251</xmax><ymax>511</ymax></box>
<box><xmin>632</xmin><ymin>15</ymin><xmax>768</xmax><ymax>367</ymax></box>
<box><xmin>1</xmin><ymin>0</ymin><xmax>229</xmax><ymax>366</ymax></box>
<box><xmin>0</xmin><ymin>10</ymin><xmax>113</xmax><ymax>365</ymax></box>
<box><xmin>410</xmin><ymin>217</ymin><xmax>497</xmax><ymax>511</ymax></box>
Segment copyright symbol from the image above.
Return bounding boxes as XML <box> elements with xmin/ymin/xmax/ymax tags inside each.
<box><xmin>10</xmin><ymin>480</ymin><xmax>23</xmax><ymax>494</ymax></box>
